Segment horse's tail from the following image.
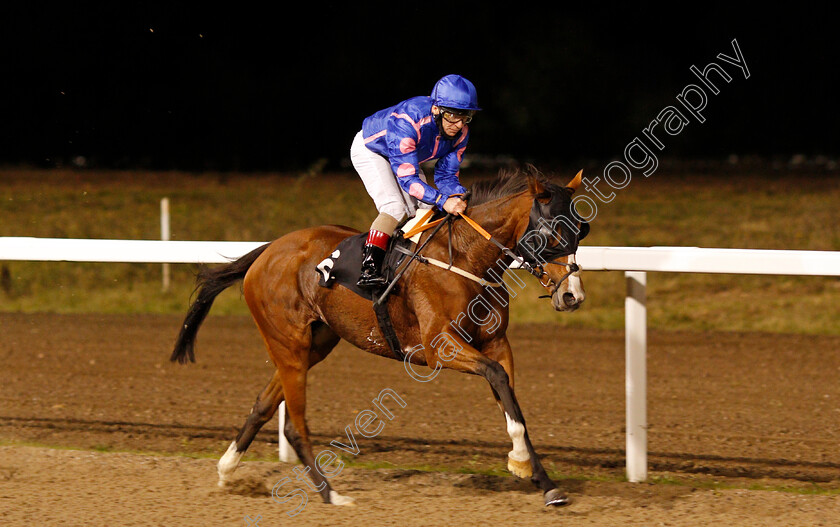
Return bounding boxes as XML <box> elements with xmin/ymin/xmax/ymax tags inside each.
<box><xmin>170</xmin><ymin>242</ymin><xmax>271</xmax><ymax>364</ymax></box>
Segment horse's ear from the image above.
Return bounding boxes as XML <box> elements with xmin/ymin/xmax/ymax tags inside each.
<box><xmin>527</xmin><ymin>176</ymin><xmax>552</xmax><ymax>203</ymax></box>
<box><xmin>527</xmin><ymin>175</ymin><xmax>546</xmax><ymax>196</ymax></box>
<box><xmin>566</xmin><ymin>169</ymin><xmax>583</xmax><ymax>194</ymax></box>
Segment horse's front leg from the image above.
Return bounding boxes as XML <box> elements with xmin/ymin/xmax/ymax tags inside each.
<box><xmin>423</xmin><ymin>328</ymin><xmax>568</xmax><ymax>507</ymax></box>
<box><xmin>481</xmin><ymin>336</ymin><xmax>532</xmax><ymax>480</ymax></box>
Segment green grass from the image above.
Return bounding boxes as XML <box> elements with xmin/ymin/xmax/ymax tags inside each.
<box><xmin>647</xmin><ymin>474</ymin><xmax>840</xmax><ymax>496</ymax></box>
<box><xmin>1</xmin><ymin>165</ymin><xmax>838</xmax><ymax>334</ymax></box>
<box><xmin>3</xmin><ymin>437</ymin><xmax>838</xmax><ymax>496</ymax></box>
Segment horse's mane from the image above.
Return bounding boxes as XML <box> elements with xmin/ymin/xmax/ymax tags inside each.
<box><xmin>468</xmin><ymin>165</ymin><xmax>554</xmax><ymax>206</ymax></box>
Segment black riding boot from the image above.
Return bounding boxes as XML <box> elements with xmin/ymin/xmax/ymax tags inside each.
<box><xmin>357</xmin><ymin>244</ymin><xmax>388</xmax><ymax>289</ymax></box>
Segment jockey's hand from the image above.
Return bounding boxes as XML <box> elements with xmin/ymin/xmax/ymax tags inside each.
<box><xmin>443</xmin><ymin>196</ymin><xmax>467</xmax><ymax>215</ymax></box>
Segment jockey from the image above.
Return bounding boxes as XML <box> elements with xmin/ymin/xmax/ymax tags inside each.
<box><xmin>350</xmin><ymin>74</ymin><xmax>481</xmax><ymax>289</ymax></box>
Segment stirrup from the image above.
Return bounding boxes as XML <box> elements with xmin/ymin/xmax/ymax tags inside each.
<box><xmin>357</xmin><ymin>274</ymin><xmax>387</xmax><ymax>289</ymax></box>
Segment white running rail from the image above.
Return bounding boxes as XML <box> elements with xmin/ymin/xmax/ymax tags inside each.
<box><xmin>3</xmin><ymin>237</ymin><xmax>840</xmax><ymax>480</ymax></box>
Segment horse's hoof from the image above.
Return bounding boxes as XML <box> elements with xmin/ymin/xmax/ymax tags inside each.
<box><xmin>507</xmin><ymin>456</ymin><xmax>532</xmax><ymax>478</ymax></box>
<box><xmin>329</xmin><ymin>490</ymin><xmax>356</xmax><ymax>506</ymax></box>
<box><xmin>544</xmin><ymin>488</ymin><xmax>570</xmax><ymax>507</ymax></box>
<box><xmin>217</xmin><ymin>441</ymin><xmax>243</xmax><ymax>485</ymax></box>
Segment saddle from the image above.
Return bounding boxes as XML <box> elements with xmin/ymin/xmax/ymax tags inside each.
<box><xmin>315</xmin><ymin>211</ymin><xmax>440</xmax><ymax>360</ymax></box>
<box><xmin>316</xmin><ymin>230</ymin><xmax>411</xmax><ymax>300</ymax></box>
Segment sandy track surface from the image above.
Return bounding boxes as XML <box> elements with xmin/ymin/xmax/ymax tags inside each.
<box><xmin>1</xmin><ymin>313</ymin><xmax>839</xmax><ymax>525</ymax></box>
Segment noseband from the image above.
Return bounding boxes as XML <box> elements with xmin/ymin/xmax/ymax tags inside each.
<box><xmin>513</xmin><ymin>191</ymin><xmax>588</xmax><ymax>296</ymax></box>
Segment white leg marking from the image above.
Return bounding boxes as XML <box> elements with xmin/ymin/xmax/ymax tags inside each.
<box><xmin>217</xmin><ymin>441</ymin><xmax>244</xmax><ymax>487</ymax></box>
<box><xmin>330</xmin><ymin>490</ymin><xmax>356</xmax><ymax>506</ymax></box>
<box><xmin>505</xmin><ymin>412</ymin><xmax>529</xmax><ymax>462</ymax></box>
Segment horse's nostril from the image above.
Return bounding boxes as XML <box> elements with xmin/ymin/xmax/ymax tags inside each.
<box><xmin>562</xmin><ymin>292</ymin><xmax>577</xmax><ymax>307</ymax></box>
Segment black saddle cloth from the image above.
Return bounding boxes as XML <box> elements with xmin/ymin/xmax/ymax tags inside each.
<box><xmin>315</xmin><ymin>212</ymin><xmax>447</xmax><ymax>361</ymax></box>
<box><xmin>315</xmin><ymin>229</ymin><xmax>414</xmax><ymax>301</ymax></box>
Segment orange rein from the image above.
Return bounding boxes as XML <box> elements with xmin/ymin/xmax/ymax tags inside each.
<box><xmin>401</xmin><ymin>208</ymin><xmax>491</xmax><ymax>240</ymax></box>
<box><xmin>404</xmin><ymin>169</ymin><xmax>583</xmax><ymax>241</ymax></box>
<box><xmin>399</xmin><ymin>181</ymin><xmax>582</xmax><ymax>295</ymax></box>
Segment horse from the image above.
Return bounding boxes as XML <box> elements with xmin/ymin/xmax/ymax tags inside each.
<box><xmin>170</xmin><ymin>166</ymin><xmax>588</xmax><ymax>508</ymax></box>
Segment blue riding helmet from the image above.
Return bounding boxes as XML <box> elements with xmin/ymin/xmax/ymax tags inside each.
<box><xmin>431</xmin><ymin>74</ymin><xmax>481</xmax><ymax>112</ymax></box>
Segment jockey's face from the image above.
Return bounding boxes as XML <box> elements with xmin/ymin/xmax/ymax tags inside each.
<box><xmin>432</xmin><ymin>106</ymin><xmax>465</xmax><ymax>138</ymax></box>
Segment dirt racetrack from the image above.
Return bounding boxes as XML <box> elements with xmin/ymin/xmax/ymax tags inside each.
<box><xmin>1</xmin><ymin>312</ymin><xmax>839</xmax><ymax>526</ymax></box>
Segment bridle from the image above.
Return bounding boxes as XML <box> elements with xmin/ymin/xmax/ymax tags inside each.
<box><xmin>390</xmin><ymin>188</ymin><xmax>588</xmax><ymax>303</ymax></box>
<box><xmin>514</xmin><ymin>191</ymin><xmax>589</xmax><ymax>297</ymax></box>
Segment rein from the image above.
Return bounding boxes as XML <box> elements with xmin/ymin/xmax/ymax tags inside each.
<box><xmin>395</xmin><ymin>202</ymin><xmax>580</xmax><ymax>298</ymax></box>
<box><xmin>461</xmin><ymin>211</ymin><xmax>580</xmax><ymax>297</ymax></box>
<box><xmin>374</xmin><ymin>210</ymin><xmax>452</xmax><ymax>306</ymax></box>
<box><xmin>370</xmin><ymin>193</ymin><xmax>580</xmax><ymax>360</ymax></box>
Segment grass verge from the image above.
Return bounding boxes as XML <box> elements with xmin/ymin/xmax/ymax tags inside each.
<box><xmin>1</xmin><ymin>166</ymin><xmax>838</xmax><ymax>335</ymax></box>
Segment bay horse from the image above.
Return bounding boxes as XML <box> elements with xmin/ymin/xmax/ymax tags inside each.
<box><xmin>170</xmin><ymin>167</ymin><xmax>588</xmax><ymax>507</ymax></box>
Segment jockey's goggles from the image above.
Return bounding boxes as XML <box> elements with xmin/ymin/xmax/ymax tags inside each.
<box><xmin>440</xmin><ymin>108</ymin><xmax>475</xmax><ymax>124</ymax></box>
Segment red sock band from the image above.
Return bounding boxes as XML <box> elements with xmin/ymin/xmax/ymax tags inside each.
<box><xmin>366</xmin><ymin>230</ymin><xmax>390</xmax><ymax>250</ymax></box>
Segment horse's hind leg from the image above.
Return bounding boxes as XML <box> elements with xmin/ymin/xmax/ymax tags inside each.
<box><xmin>217</xmin><ymin>322</ymin><xmax>340</xmax><ymax>489</ymax></box>
<box><xmin>217</xmin><ymin>369</ymin><xmax>285</xmax><ymax>487</ymax></box>
<box><xmin>279</xmin><ymin>322</ymin><xmax>354</xmax><ymax>506</ymax></box>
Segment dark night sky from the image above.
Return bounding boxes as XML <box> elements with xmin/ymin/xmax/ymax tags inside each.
<box><xmin>2</xmin><ymin>3</ymin><xmax>838</xmax><ymax>172</ymax></box>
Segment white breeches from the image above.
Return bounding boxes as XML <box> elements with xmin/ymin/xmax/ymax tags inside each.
<box><xmin>350</xmin><ymin>130</ymin><xmax>432</xmax><ymax>222</ymax></box>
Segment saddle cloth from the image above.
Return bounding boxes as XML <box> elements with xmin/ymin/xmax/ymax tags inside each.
<box><xmin>315</xmin><ymin>211</ymin><xmax>434</xmax><ymax>300</ymax></box>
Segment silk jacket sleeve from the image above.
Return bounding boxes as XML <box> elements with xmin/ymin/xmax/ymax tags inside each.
<box><xmin>385</xmin><ymin>115</ymin><xmax>449</xmax><ymax>208</ymax></box>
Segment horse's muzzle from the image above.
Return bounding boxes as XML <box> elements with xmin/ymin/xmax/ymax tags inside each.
<box><xmin>552</xmin><ymin>290</ymin><xmax>583</xmax><ymax>312</ymax></box>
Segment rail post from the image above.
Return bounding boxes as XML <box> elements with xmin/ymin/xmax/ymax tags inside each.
<box><xmin>161</xmin><ymin>198</ymin><xmax>170</xmax><ymax>292</ymax></box>
<box><xmin>278</xmin><ymin>401</ymin><xmax>298</xmax><ymax>462</ymax></box>
<box><xmin>625</xmin><ymin>271</ymin><xmax>647</xmax><ymax>482</ymax></box>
